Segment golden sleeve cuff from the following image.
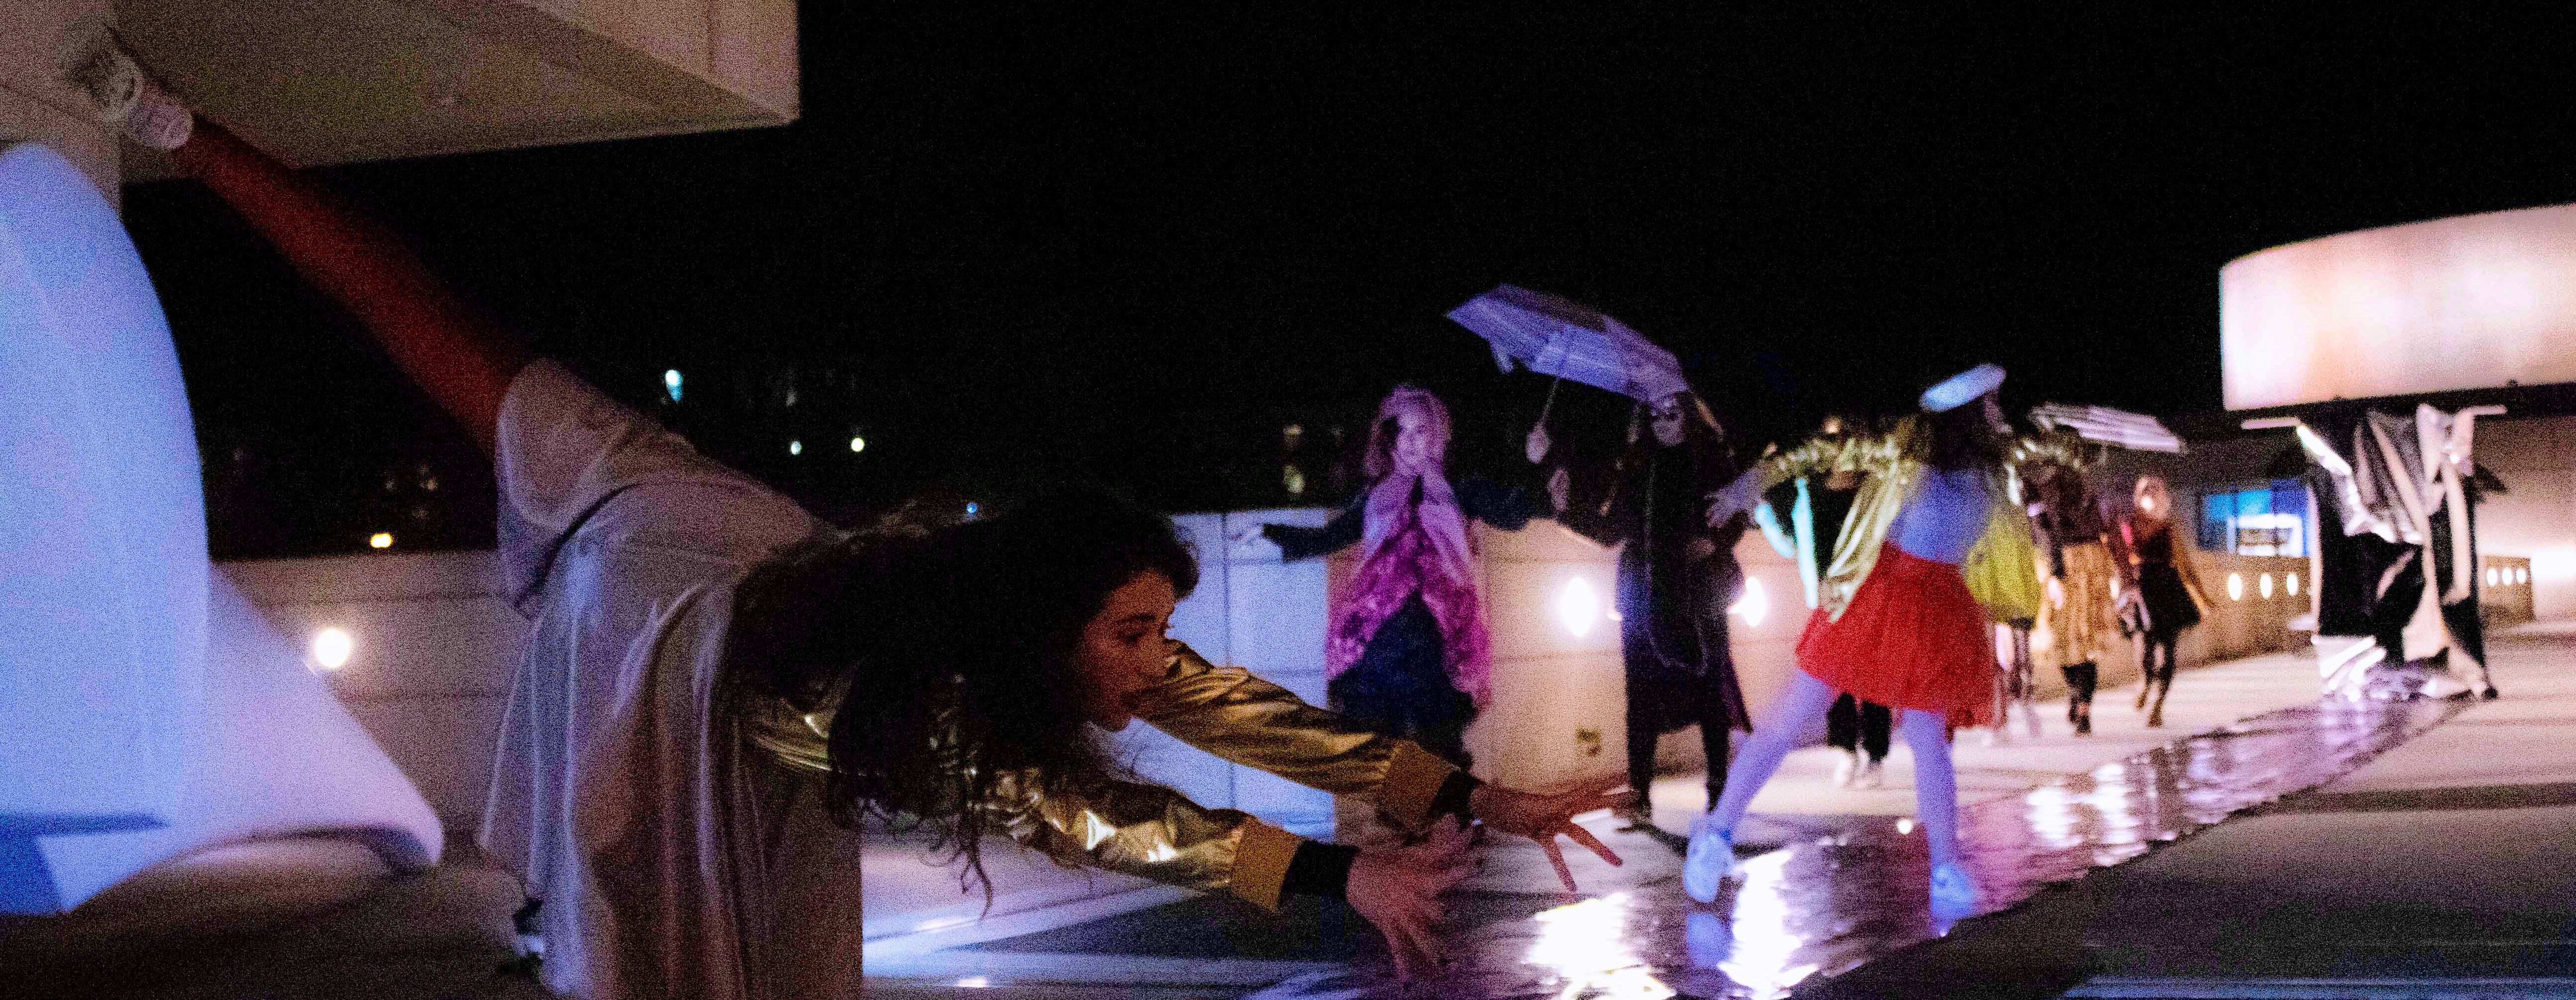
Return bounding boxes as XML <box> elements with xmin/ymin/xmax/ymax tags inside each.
<box><xmin>1227</xmin><ymin>819</ymin><xmax>1304</xmax><ymax>913</ymax></box>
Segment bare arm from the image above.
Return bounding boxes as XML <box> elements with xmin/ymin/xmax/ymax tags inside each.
<box><xmin>170</xmin><ymin>121</ymin><xmax>529</xmax><ymax>457</ymax></box>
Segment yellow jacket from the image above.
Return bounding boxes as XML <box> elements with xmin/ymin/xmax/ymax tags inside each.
<box><xmin>741</xmin><ymin>643</ymin><xmax>1459</xmax><ymax>912</ymax></box>
<box><xmin>1767</xmin><ymin>419</ymin><xmax>2038</xmax><ymax>621</ymax></box>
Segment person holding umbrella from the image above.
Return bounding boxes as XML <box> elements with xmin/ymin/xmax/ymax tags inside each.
<box><xmin>1683</xmin><ymin>365</ymin><xmax>2033</xmax><ymax>919</ymax></box>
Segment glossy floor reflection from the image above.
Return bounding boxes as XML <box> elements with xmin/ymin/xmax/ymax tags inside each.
<box><xmin>893</xmin><ymin>694</ymin><xmax>2465</xmax><ymax>1000</ymax></box>
<box><xmin>1242</xmin><ymin>696</ymin><xmax>2464</xmax><ymax>1000</ymax></box>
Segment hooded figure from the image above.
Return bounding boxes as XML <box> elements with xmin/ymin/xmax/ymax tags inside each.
<box><xmin>1553</xmin><ymin>390</ymin><xmax>1754</xmax><ymax>823</ymax></box>
<box><xmin>1262</xmin><ymin>386</ymin><xmax>1535</xmax><ymax>769</ymax></box>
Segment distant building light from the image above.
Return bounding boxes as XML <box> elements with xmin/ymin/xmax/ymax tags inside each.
<box><xmin>849</xmin><ymin>435</ymin><xmax>866</xmax><ymax>453</ymax></box>
<box><xmin>2487</xmin><ymin>567</ymin><xmax>2502</xmax><ymax>587</ymax></box>
<box><xmin>788</xmin><ymin>440</ymin><xmax>803</xmax><ymax>457</ymax></box>
<box><xmin>2259</xmin><ymin>573</ymin><xmax>2274</xmax><ymax>599</ymax></box>
<box><xmin>2226</xmin><ymin>573</ymin><xmax>2246</xmax><ymax>601</ymax></box>
<box><xmin>663</xmin><ymin>369</ymin><xmax>683</xmax><ymax>402</ymax></box>
<box><xmin>2286</xmin><ymin>573</ymin><xmax>2301</xmax><ymax>597</ymax></box>
<box><xmin>369</xmin><ymin>532</ymin><xmax>394</xmax><ymax>549</ymax></box>
<box><xmin>2517</xmin><ymin>566</ymin><xmax>2530</xmax><ymax>585</ymax></box>
<box><xmin>312</xmin><ymin>628</ymin><xmax>353</xmax><ymax>670</ymax></box>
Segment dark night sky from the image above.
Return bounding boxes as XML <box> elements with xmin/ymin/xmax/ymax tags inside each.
<box><xmin>122</xmin><ymin>5</ymin><xmax>2576</xmax><ymax>551</ymax></box>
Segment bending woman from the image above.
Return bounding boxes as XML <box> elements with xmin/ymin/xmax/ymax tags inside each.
<box><xmin>149</xmin><ymin>105</ymin><xmax>1622</xmax><ymax>995</ymax></box>
<box><xmin>1683</xmin><ymin>365</ymin><xmax>2031</xmax><ymax>918</ymax></box>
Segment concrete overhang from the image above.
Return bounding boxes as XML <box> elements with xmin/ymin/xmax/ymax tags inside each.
<box><xmin>112</xmin><ymin>0</ymin><xmax>797</xmax><ymax>178</ymax></box>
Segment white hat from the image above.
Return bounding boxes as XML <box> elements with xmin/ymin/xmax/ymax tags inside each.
<box><xmin>1921</xmin><ymin>364</ymin><xmax>2005</xmax><ymax>413</ymax></box>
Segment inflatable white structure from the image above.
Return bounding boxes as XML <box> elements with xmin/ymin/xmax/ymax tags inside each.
<box><xmin>0</xmin><ymin>142</ymin><xmax>438</xmax><ymax>915</ymax></box>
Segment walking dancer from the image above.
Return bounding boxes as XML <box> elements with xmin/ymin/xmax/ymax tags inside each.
<box><xmin>1684</xmin><ymin>365</ymin><xmax>2031</xmax><ymax>917</ymax></box>
<box><xmin>2029</xmin><ymin>462</ymin><xmax>2115</xmax><ymax>735</ymax></box>
<box><xmin>2116</xmin><ymin>475</ymin><xmax>2211</xmax><ymax>728</ymax></box>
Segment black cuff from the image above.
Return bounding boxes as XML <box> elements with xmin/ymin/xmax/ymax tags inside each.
<box><xmin>1281</xmin><ymin>841</ymin><xmax>1360</xmax><ymax>900</ymax></box>
<box><xmin>1431</xmin><ymin>769</ymin><xmax>1479</xmax><ymax>824</ymax></box>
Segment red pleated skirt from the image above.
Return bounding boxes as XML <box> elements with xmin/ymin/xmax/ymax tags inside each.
<box><xmin>1797</xmin><ymin>543</ymin><xmax>1998</xmax><ymax>728</ymax></box>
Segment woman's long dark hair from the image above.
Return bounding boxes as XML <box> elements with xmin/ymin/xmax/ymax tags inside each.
<box><xmin>721</xmin><ymin>487</ymin><xmax>1199</xmax><ymax>900</ymax></box>
<box><xmin>1924</xmin><ymin>399</ymin><xmax>2008</xmax><ymax>471</ymax></box>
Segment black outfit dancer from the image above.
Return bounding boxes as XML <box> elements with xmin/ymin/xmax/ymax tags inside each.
<box><xmin>1555</xmin><ymin>394</ymin><xmax>1753</xmax><ymax>820</ymax></box>
<box><xmin>2116</xmin><ymin>475</ymin><xmax>2209</xmax><ymax>728</ymax></box>
<box><xmin>1825</xmin><ymin>693</ymin><xmax>1892</xmax><ymax>785</ymax></box>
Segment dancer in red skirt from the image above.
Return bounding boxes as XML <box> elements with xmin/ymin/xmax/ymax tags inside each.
<box><xmin>1684</xmin><ymin>365</ymin><xmax>2028</xmax><ymax>919</ymax></box>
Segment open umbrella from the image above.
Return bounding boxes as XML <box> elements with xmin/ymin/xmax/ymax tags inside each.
<box><xmin>1447</xmin><ymin>285</ymin><xmax>1690</xmax><ymax>404</ymax></box>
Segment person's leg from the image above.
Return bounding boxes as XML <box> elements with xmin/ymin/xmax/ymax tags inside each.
<box><xmin>1825</xmin><ymin>692</ymin><xmax>1860</xmax><ymax>786</ymax></box>
<box><xmin>1897</xmin><ymin>708</ymin><xmax>1961</xmax><ymax>868</ymax></box>
<box><xmin>2144</xmin><ymin>633</ymin><xmax>2177</xmax><ymax>727</ymax></box>
<box><xmin>1826</xmin><ymin>693</ymin><xmax>1859</xmax><ymax>752</ymax></box>
<box><xmin>1860</xmin><ymin>699</ymin><xmax>1892</xmax><ymax>762</ymax></box>
<box><xmin>1707</xmin><ymin>671</ymin><xmax>1843</xmax><ymax>831</ymax></box>
<box><xmin>1698</xmin><ymin>676</ymin><xmax>1732</xmax><ymax>808</ymax></box>
<box><xmin>1625</xmin><ymin>671</ymin><xmax>1661</xmax><ymax>815</ymax></box>
<box><xmin>2062</xmin><ymin>661</ymin><xmax>2097</xmax><ymax>734</ymax></box>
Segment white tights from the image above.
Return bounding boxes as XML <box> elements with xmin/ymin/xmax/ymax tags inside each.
<box><xmin>1705</xmin><ymin>672</ymin><xmax>1962</xmax><ymax>868</ymax></box>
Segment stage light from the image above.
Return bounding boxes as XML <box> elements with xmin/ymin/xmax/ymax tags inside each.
<box><xmin>2226</xmin><ymin>573</ymin><xmax>2245</xmax><ymax>601</ymax></box>
<box><xmin>1556</xmin><ymin>577</ymin><xmax>1601</xmax><ymax>638</ymax></box>
<box><xmin>662</xmin><ymin>369</ymin><xmax>682</xmax><ymax>402</ymax></box>
<box><xmin>849</xmin><ymin>436</ymin><xmax>866</xmax><ymax>453</ymax></box>
<box><xmin>788</xmin><ymin>440</ymin><xmax>802</xmax><ymax>456</ymax></box>
<box><xmin>311</xmin><ymin>628</ymin><xmax>352</xmax><ymax>670</ymax></box>
<box><xmin>368</xmin><ymin>532</ymin><xmax>393</xmax><ymax>549</ymax></box>
<box><xmin>1729</xmin><ymin>576</ymin><xmax>1770</xmax><ymax>628</ymax></box>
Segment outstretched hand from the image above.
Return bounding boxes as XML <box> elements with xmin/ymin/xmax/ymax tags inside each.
<box><xmin>1470</xmin><ymin>778</ymin><xmax>1629</xmax><ymax>892</ymax></box>
<box><xmin>1346</xmin><ymin>817</ymin><xmax>1475</xmax><ymax>983</ymax></box>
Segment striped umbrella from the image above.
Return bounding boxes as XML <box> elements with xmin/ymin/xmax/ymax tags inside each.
<box><xmin>1447</xmin><ymin>285</ymin><xmax>1690</xmax><ymax>403</ymax></box>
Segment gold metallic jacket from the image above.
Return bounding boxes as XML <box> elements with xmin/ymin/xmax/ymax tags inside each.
<box><xmin>741</xmin><ymin>642</ymin><xmax>1459</xmax><ymax>912</ymax></box>
<box><xmin>1763</xmin><ymin>419</ymin><xmax>2035</xmax><ymax>621</ymax></box>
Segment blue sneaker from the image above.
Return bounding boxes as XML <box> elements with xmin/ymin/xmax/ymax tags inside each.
<box><xmin>1929</xmin><ymin>861</ymin><xmax>1981</xmax><ymax>919</ymax></box>
<box><xmin>1682</xmin><ymin>814</ymin><xmax>1736</xmax><ymax>903</ymax></box>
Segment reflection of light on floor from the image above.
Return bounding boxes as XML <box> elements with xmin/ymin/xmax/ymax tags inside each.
<box><xmin>1715</xmin><ymin>851</ymin><xmax>1821</xmax><ymax>996</ymax></box>
<box><xmin>1526</xmin><ymin>894</ymin><xmax>1675</xmax><ymax>1000</ymax></box>
<box><xmin>2025</xmin><ymin>784</ymin><xmax>2080</xmax><ymax>849</ymax></box>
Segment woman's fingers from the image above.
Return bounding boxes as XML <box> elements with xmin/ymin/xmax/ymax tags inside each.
<box><xmin>1543</xmin><ymin>840</ymin><xmax>1579</xmax><ymax>893</ymax></box>
<box><xmin>1560</xmin><ymin>821</ymin><xmax>1622</xmax><ymax>868</ymax></box>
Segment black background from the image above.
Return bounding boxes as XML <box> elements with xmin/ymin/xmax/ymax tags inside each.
<box><xmin>121</xmin><ymin>5</ymin><xmax>2576</xmax><ymax>556</ymax></box>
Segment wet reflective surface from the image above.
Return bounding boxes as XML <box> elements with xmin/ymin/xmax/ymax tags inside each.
<box><xmin>1236</xmin><ymin>696</ymin><xmax>2462</xmax><ymax>1000</ymax></box>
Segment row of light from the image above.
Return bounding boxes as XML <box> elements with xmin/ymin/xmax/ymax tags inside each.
<box><xmin>2222</xmin><ymin>571</ymin><xmax>2302</xmax><ymax>602</ymax></box>
<box><xmin>665</xmin><ymin>374</ymin><xmax>871</xmax><ymax>459</ymax></box>
<box><xmin>1554</xmin><ymin>575</ymin><xmax>1772</xmax><ymax>638</ymax></box>
<box><xmin>2487</xmin><ymin>565</ymin><xmax>2532</xmax><ymax>587</ymax></box>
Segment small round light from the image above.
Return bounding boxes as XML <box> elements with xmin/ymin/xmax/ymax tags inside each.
<box><xmin>1728</xmin><ymin>576</ymin><xmax>1770</xmax><ymax>628</ymax></box>
<box><xmin>1556</xmin><ymin>577</ymin><xmax>1601</xmax><ymax>638</ymax></box>
<box><xmin>2286</xmin><ymin>573</ymin><xmax>2301</xmax><ymax>597</ymax></box>
<box><xmin>662</xmin><ymin>369</ymin><xmax>683</xmax><ymax>402</ymax></box>
<box><xmin>849</xmin><ymin>436</ymin><xmax>866</xmax><ymax>453</ymax></box>
<box><xmin>788</xmin><ymin>440</ymin><xmax>803</xmax><ymax>456</ymax></box>
<box><xmin>311</xmin><ymin>628</ymin><xmax>353</xmax><ymax>670</ymax></box>
<box><xmin>2487</xmin><ymin>567</ymin><xmax>2500</xmax><ymax>587</ymax></box>
<box><xmin>2517</xmin><ymin>567</ymin><xmax>2530</xmax><ymax>584</ymax></box>
<box><xmin>965</xmin><ymin>502</ymin><xmax>980</xmax><ymax>519</ymax></box>
<box><xmin>368</xmin><ymin>532</ymin><xmax>394</xmax><ymax>549</ymax></box>
<box><xmin>2226</xmin><ymin>573</ymin><xmax>2246</xmax><ymax>601</ymax></box>
<box><xmin>2259</xmin><ymin>573</ymin><xmax>2274</xmax><ymax>599</ymax></box>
